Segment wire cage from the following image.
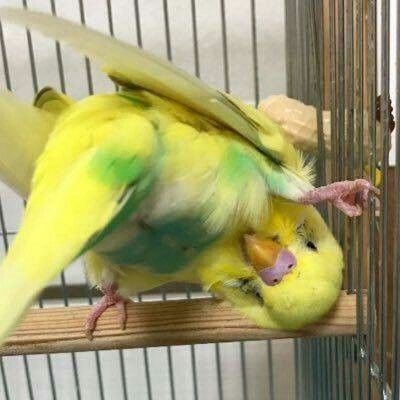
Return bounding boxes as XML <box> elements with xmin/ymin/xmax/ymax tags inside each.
<box><xmin>0</xmin><ymin>0</ymin><xmax>398</xmax><ymax>399</ymax></box>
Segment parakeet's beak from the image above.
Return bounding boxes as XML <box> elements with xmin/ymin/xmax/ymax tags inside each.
<box><xmin>243</xmin><ymin>234</ymin><xmax>296</xmax><ymax>286</ymax></box>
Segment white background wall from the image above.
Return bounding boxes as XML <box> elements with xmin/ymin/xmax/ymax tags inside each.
<box><xmin>0</xmin><ymin>1</ymin><xmax>295</xmax><ymax>400</ymax></box>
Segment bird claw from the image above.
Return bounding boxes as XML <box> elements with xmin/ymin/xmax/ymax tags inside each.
<box><xmin>300</xmin><ymin>179</ymin><xmax>379</xmax><ymax>217</ymax></box>
<box><xmin>84</xmin><ymin>283</ymin><xmax>127</xmax><ymax>341</ymax></box>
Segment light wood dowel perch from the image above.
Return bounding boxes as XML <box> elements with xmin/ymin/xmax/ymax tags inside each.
<box><xmin>0</xmin><ymin>290</ymin><xmax>364</xmax><ymax>356</ymax></box>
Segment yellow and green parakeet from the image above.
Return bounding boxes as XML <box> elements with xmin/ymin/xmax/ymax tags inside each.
<box><xmin>0</xmin><ymin>8</ymin><xmax>375</xmax><ymax>345</ymax></box>
<box><xmin>0</xmin><ymin>88</ymin><xmax>344</xmax><ymax>336</ymax></box>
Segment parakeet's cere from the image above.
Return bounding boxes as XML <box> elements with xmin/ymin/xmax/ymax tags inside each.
<box><xmin>0</xmin><ymin>7</ymin><xmax>376</xmax><ymax>346</ymax></box>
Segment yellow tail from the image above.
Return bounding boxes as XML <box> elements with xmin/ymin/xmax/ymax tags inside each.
<box><xmin>0</xmin><ymin>91</ymin><xmax>55</xmax><ymax>197</ymax></box>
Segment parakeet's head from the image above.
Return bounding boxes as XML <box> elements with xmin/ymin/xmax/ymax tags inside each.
<box><xmin>202</xmin><ymin>199</ymin><xmax>344</xmax><ymax>330</ymax></box>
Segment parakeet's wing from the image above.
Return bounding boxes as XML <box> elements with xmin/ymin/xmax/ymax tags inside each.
<box><xmin>0</xmin><ymin>90</ymin><xmax>55</xmax><ymax>197</ymax></box>
<box><xmin>0</xmin><ymin>112</ymin><xmax>159</xmax><ymax>344</ymax></box>
<box><xmin>0</xmin><ymin>7</ymin><xmax>294</xmax><ymax>168</ymax></box>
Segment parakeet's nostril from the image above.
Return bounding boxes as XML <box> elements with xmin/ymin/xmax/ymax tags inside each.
<box><xmin>288</xmin><ymin>264</ymin><xmax>293</xmax><ymax>269</ymax></box>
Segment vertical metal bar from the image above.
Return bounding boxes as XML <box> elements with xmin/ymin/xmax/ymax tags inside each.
<box><xmin>336</xmin><ymin>0</ymin><xmax>352</xmax><ymax>399</ymax></box>
<box><xmin>60</xmin><ymin>273</ymin><xmax>82</xmax><ymax>400</ymax></box>
<box><xmin>0</xmin><ymin>356</ymin><xmax>9</xmax><ymax>400</ymax></box>
<box><xmin>33</xmin><ymin>48</ymin><xmax>57</xmax><ymax>383</ymax></box>
<box><xmin>50</xmin><ymin>0</ymin><xmax>65</xmax><ymax>92</ymax></box>
<box><xmin>297</xmin><ymin>0</ymin><xmax>305</xmax><ymax>101</ymax></box>
<box><xmin>378</xmin><ymin>0</ymin><xmax>390</xmax><ymax>397</ymax></box>
<box><xmin>162</xmin><ymin>292</ymin><xmax>176</xmax><ymax>400</ymax></box>
<box><xmin>319</xmin><ymin>338</ymin><xmax>327</xmax><ymax>400</ymax></box>
<box><xmin>239</xmin><ymin>342</ymin><xmax>248</xmax><ymax>400</ymax></box>
<box><xmin>355</xmin><ymin>1</ymin><xmax>365</xmax><ymax>398</ymax></box>
<box><xmin>294</xmin><ymin>339</ymin><xmax>301</xmax><ymax>400</ymax></box>
<box><xmin>215</xmin><ymin>343</ymin><xmax>224</xmax><ymax>400</ymax></box>
<box><xmin>347</xmin><ymin>337</ymin><xmax>354</xmax><ymax>400</ymax></box>
<box><xmin>336</xmin><ymin>0</ymin><xmax>346</xmax><ymax>279</ymax></box>
<box><xmin>309</xmin><ymin>0</ymin><xmax>327</xmax><ymax>215</ymax></box>
<box><xmin>219</xmin><ymin>0</ymin><xmax>230</xmax><ymax>93</ymax></box>
<box><xmin>250</xmin><ymin>0</ymin><xmax>259</xmax><ymax>105</ymax></box>
<box><xmin>0</xmin><ymin>189</ymin><xmax>12</xmax><ymax>400</ymax></box>
<box><xmin>296</xmin><ymin>0</ymin><xmax>305</xmax><ymax>101</ymax></box>
<box><xmin>331</xmin><ymin>337</ymin><xmax>338</xmax><ymax>400</ymax></box>
<box><xmin>83</xmin><ymin>277</ymin><xmax>105</xmax><ymax>400</ymax></box>
<box><xmin>304</xmin><ymin>0</ymin><xmax>311</xmax><ymax>103</ymax></box>
<box><xmin>340</xmin><ymin>337</ymin><xmax>346</xmax><ymax>400</ymax></box>
<box><xmin>0</xmin><ymin>201</ymin><xmax>9</xmax><ymax>400</ymax></box>
<box><xmin>365</xmin><ymin>0</ymin><xmax>377</xmax><ymax>398</ymax></box>
<box><xmin>117</xmin><ymin>350</ymin><xmax>128</xmax><ymax>400</ymax></box>
<box><xmin>0</xmin><ymin>21</ymin><xmax>11</xmax><ymax>91</ymax></box>
<box><xmin>19</xmin><ymin>3</ymin><xmax>45</xmax><ymax>398</ymax></box>
<box><xmin>78</xmin><ymin>0</ymin><xmax>94</xmax><ymax>94</ymax></box>
<box><xmin>39</xmin><ymin>298</ymin><xmax>57</xmax><ymax>400</ymax></box>
<box><xmin>291</xmin><ymin>2</ymin><xmax>299</xmax><ymax>99</ymax></box>
<box><xmin>186</xmin><ymin>289</ymin><xmax>199</xmax><ymax>400</ymax></box>
<box><xmin>284</xmin><ymin>0</ymin><xmax>293</xmax><ymax>97</ymax></box>
<box><xmin>22</xmin><ymin>0</ymin><xmax>38</xmax><ymax>92</ymax></box>
<box><xmin>162</xmin><ymin>0</ymin><xmax>172</xmax><ymax>61</ymax></box>
<box><xmin>326</xmin><ymin>337</ymin><xmax>333</xmax><ymax>400</ymax></box>
<box><xmin>329</xmin><ymin>0</ymin><xmax>338</xmax><ymax>236</ymax></box>
<box><xmin>105</xmin><ymin>0</ymin><xmax>118</xmax><ymax>94</ymax></box>
<box><xmin>104</xmin><ymin>3</ymin><xmax>130</xmax><ymax>397</ymax></box>
<box><xmin>314</xmin><ymin>339</ymin><xmax>321</xmax><ymax>399</ymax></box>
<box><xmin>345</xmin><ymin>0</ymin><xmax>355</xmax><ymax>294</ymax></box>
<box><xmin>267</xmin><ymin>340</ymin><xmax>275</xmax><ymax>399</ymax></box>
<box><xmin>133</xmin><ymin>0</ymin><xmax>143</xmax><ymax>47</ymax></box>
<box><xmin>391</xmin><ymin>0</ymin><xmax>400</xmax><ymax>397</ymax></box>
<box><xmin>190</xmin><ymin>0</ymin><xmax>200</xmax><ymax>78</ymax></box>
<box><xmin>337</xmin><ymin>0</ymin><xmax>345</xmax><ymax>182</ymax></box>
<box><xmin>138</xmin><ymin>293</ymin><xmax>153</xmax><ymax>400</ymax></box>
<box><xmin>106</xmin><ymin>0</ymin><xmax>115</xmax><ymax>36</ymax></box>
<box><xmin>183</xmin><ymin>7</ymin><xmax>200</xmax><ymax>393</ymax></box>
<box><xmin>308</xmin><ymin>340</ymin><xmax>313</xmax><ymax>400</ymax></box>
<box><xmin>219</xmin><ymin>0</ymin><xmax>247</xmax><ymax>400</ymax></box>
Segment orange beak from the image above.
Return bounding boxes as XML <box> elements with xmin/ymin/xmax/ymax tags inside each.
<box><xmin>243</xmin><ymin>234</ymin><xmax>297</xmax><ymax>286</ymax></box>
<box><xmin>243</xmin><ymin>234</ymin><xmax>282</xmax><ymax>271</ymax></box>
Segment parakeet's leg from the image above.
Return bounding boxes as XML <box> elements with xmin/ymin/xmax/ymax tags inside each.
<box><xmin>299</xmin><ymin>179</ymin><xmax>379</xmax><ymax>217</ymax></box>
<box><xmin>85</xmin><ymin>283</ymin><xmax>127</xmax><ymax>340</ymax></box>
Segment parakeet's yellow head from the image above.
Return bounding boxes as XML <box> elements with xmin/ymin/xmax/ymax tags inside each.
<box><xmin>202</xmin><ymin>199</ymin><xmax>344</xmax><ymax>330</ymax></box>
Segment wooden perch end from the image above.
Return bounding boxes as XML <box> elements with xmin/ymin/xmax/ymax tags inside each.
<box><xmin>0</xmin><ymin>290</ymin><xmax>364</xmax><ymax>356</ymax></box>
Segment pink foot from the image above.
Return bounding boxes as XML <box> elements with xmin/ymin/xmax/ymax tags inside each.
<box><xmin>299</xmin><ymin>179</ymin><xmax>379</xmax><ymax>217</ymax></box>
<box><xmin>84</xmin><ymin>283</ymin><xmax>127</xmax><ymax>340</ymax></box>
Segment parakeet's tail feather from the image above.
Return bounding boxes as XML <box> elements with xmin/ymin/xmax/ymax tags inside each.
<box><xmin>0</xmin><ymin>260</ymin><xmax>49</xmax><ymax>344</ymax></box>
<box><xmin>34</xmin><ymin>86</ymin><xmax>75</xmax><ymax>116</ymax></box>
<box><xmin>0</xmin><ymin>90</ymin><xmax>55</xmax><ymax>197</ymax></box>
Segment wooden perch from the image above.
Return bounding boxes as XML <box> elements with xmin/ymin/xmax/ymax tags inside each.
<box><xmin>0</xmin><ymin>290</ymin><xmax>364</xmax><ymax>356</ymax></box>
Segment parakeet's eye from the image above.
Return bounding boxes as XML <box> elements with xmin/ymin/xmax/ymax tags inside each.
<box><xmin>306</xmin><ymin>241</ymin><xmax>317</xmax><ymax>251</ymax></box>
<box><xmin>223</xmin><ymin>278</ymin><xmax>264</xmax><ymax>304</ymax></box>
<box><xmin>271</xmin><ymin>235</ymin><xmax>280</xmax><ymax>244</ymax></box>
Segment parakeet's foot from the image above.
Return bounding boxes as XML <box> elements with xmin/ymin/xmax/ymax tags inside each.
<box><xmin>84</xmin><ymin>283</ymin><xmax>127</xmax><ymax>340</ymax></box>
<box><xmin>299</xmin><ymin>179</ymin><xmax>379</xmax><ymax>217</ymax></box>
